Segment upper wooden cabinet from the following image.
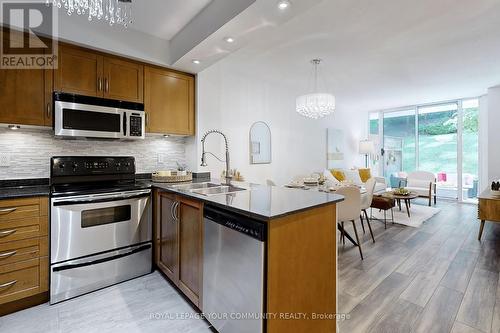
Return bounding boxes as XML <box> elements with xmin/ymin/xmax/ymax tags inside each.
<box><xmin>144</xmin><ymin>66</ymin><xmax>195</xmax><ymax>135</ymax></box>
<box><xmin>103</xmin><ymin>57</ymin><xmax>143</xmax><ymax>102</ymax></box>
<box><xmin>55</xmin><ymin>44</ymin><xmax>143</xmax><ymax>103</ymax></box>
<box><xmin>0</xmin><ymin>32</ymin><xmax>52</xmax><ymax>126</ymax></box>
<box><xmin>54</xmin><ymin>45</ymin><xmax>103</xmax><ymax>97</ymax></box>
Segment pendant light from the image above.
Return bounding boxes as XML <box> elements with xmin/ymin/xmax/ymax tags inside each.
<box><xmin>296</xmin><ymin>59</ymin><xmax>335</xmax><ymax>119</ymax></box>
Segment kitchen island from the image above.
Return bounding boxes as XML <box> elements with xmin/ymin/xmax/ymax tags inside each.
<box><xmin>153</xmin><ymin>180</ymin><xmax>343</xmax><ymax>333</ymax></box>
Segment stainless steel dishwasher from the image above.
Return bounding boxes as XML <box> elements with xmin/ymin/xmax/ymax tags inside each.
<box><xmin>203</xmin><ymin>205</ymin><xmax>266</xmax><ymax>333</ymax></box>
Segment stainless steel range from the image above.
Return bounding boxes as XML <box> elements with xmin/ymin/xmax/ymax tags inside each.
<box><xmin>49</xmin><ymin>156</ymin><xmax>152</xmax><ymax>304</ymax></box>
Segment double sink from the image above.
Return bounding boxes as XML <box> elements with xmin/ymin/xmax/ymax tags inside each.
<box><xmin>170</xmin><ymin>182</ymin><xmax>247</xmax><ymax>196</ymax></box>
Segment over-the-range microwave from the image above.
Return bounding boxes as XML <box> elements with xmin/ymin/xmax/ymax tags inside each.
<box><xmin>54</xmin><ymin>92</ymin><xmax>145</xmax><ymax>140</ymax></box>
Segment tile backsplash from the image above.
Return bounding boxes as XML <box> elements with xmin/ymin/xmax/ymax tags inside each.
<box><xmin>0</xmin><ymin>128</ymin><xmax>186</xmax><ymax>180</ymax></box>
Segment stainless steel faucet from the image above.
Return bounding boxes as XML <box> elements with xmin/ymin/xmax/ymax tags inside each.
<box><xmin>200</xmin><ymin>130</ymin><xmax>231</xmax><ymax>185</ymax></box>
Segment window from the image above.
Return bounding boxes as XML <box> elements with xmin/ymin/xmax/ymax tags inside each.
<box><xmin>372</xmin><ymin>98</ymin><xmax>480</xmax><ymax>202</ymax></box>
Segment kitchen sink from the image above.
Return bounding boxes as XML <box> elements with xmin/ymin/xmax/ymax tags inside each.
<box><xmin>170</xmin><ymin>182</ymin><xmax>221</xmax><ymax>191</ymax></box>
<box><xmin>191</xmin><ymin>185</ymin><xmax>247</xmax><ymax>196</ymax></box>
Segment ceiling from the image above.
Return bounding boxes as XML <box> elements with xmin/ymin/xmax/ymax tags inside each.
<box><xmin>225</xmin><ymin>0</ymin><xmax>500</xmax><ymax>112</ymax></box>
<box><xmin>129</xmin><ymin>0</ymin><xmax>212</xmax><ymax>40</ymax></box>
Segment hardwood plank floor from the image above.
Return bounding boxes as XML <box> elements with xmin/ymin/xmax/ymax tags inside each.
<box><xmin>413</xmin><ymin>286</ymin><xmax>463</xmax><ymax>333</ymax></box>
<box><xmin>456</xmin><ymin>268</ymin><xmax>499</xmax><ymax>332</ymax></box>
<box><xmin>339</xmin><ymin>199</ymin><xmax>500</xmax><ymax>333</ymax></box>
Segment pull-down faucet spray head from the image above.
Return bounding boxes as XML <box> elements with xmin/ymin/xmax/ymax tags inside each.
<box><xmin>200</xmin><ymin>130</ymin><xmax>231</xmax><ymax>185</ymax></box>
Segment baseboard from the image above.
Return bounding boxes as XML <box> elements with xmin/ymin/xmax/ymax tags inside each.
<box><xmin>0</xmin><ymin>292</ymin><xmax>49</xmax><ymax>317</ymax></box>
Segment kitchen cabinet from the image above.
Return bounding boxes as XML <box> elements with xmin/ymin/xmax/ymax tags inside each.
<box><xmin>144</xmin><ymin>66</ymin><xmax>195</xmax><ymax>135</ymax></box>
<box><xmin>103</xmin><ymin>57</ymin><xmax>143</xmax><ymax>102</ymax></box>
<box><xmin>55</xmin><ymin>44</ymin><xmax>143</xmax><ymax>103</ymax></box>
<box><xmin>54</xmin><ymin>45</ymin><xmax>103</xmax><ymax>97</ymax></box>
<box><xmin>155</xmin><ymin>191</ymin><xmax>202</xmax><ymax>307</ymax></box>
<box><xmin>157</xmin><ymin>192</ymin><xmax>178</xmax><ymax>283</ymax></box>
<box><xmin>0</xmin><ymin>196</ymin><xmax>49</xmax><ymax>316</ymax></box>
<box><xmin>0</xmin><ymin>31</ymin><xmax>53</xmax><ymax>126</ymax></box>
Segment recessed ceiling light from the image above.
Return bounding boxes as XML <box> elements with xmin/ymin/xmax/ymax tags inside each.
<box><xmin>192</xmin><ymin>59</ymin><xmax>201</xmax><ymax>64</ymax></box>
<box><xmin>277</xmin><ymin>0</ymin><xmax>291</xmax><ymax>10</ymax></box>
<box><xmin>8</xmin><ymin>125</ymin><xmax>20</xmax><ymax>130</ymax></box>
<box><xmin>163</xmin><ymin>134</ymin><xmax>170</xmax><ymax>138</ymax></box>
<box><xmin>224</xmin><ymin>37</ymin><xmax>235</xmax><ymax>43</ymax></box>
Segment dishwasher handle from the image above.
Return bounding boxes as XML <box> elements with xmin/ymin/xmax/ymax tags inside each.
<box><xmin>204</xmin><ymin>205</ymin><xmax>266</xmax><ymax>242</ymax></box>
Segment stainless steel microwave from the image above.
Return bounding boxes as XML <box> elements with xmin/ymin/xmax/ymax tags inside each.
<box><xmin>54</xmin><ymin>93</ymin><xmax>145</xmax><ymax>139</ymax></box>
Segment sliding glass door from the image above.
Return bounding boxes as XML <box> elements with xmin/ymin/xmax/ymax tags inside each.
<box><xmin>374</xmin><ymin>98</ymin><xmax>480</xmax><ymax>202</ymax></box>
<box><xmin>461</xmin><ymin>99</ymin><xmax>479</xmax><ymax>202</ymax></box>
<box><xmin>418</xmin><ymin>103</ymin><xmax>458</xmax><ymax>200</ymax></box>
<box><xmin>382</xmin><ymin>109</ymin><xmax>416</xmax><ymax>188</ymax></box>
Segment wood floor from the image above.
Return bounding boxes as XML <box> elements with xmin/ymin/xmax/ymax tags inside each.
<box><xmin>338</xmin><ymin>199</ymin><xmax>500</xmax><ymax>333</ymax></box>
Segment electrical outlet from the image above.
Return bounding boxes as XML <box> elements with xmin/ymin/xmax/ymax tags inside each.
<box><xmin>0</xmin><ymin>154</ymin><xmax>11</xmax><ymax>167</ymax></box>
<box><xmin>157</xmin><ymin>153</ymin><xmax>164</xmax><ymax>164</ymax></box>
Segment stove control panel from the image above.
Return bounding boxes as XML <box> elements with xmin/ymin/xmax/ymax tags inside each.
<box><xmin>51</xmin><ymin>156</ymin><xmax>136</xmax><ymax>177</ymax></box>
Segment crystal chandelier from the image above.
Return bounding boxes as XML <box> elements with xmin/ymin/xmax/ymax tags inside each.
<box><xmin>296</xmin><ymin>59</ymin><xmax>335</xmax><ymax>119</ymax></box>
<box><xmin>47</xmin><ymin>0</ymin><xmax>133</xmax><ymax>28</ymax></box>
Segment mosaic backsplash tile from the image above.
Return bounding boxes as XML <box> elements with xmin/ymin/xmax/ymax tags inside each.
<box><xmin>0</xmin><ymin>128</ymin><xmax>186</xmax><ymax>180</ymax></box>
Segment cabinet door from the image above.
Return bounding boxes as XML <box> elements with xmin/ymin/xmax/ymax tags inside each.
<box><xmin>144</xmin><ymin>66</ymin><xmax>195</xmax><ymax>135</ymax></box>
<box><xmin>158</xmin><ymin>193</ymin><xmax>179</xmax><ymax>283</ymax></box>
<box><xmin>178</xmin><ymin>197</ymin><xmax>202</xmax><ymax>306</ymax></box>
<box><xmin>0</xmin><ymin>32</ymin><xmax>52</xmax><ymax>126</ymax></box>
<box><xmin>54</xmin><ymin>45</ymin><xmax>103</xmax><ymax>97</ymax></box>
<box><xmin>103</xmin><ymin>57</ymin><xmax>143</xmax><ymax>103</ymax></box>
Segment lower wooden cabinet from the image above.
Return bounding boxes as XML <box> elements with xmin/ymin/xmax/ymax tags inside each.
<box><xmin>155</xmin><ymin>191</ymin><xmax>203</xmax><ymax>308</ymax></box>
<box><xmin>0</xmin><ymin>196</ymin><xmax>49</xmax><ymax>312</ymax></box>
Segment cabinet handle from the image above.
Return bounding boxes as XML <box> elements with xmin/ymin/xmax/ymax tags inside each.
<box><xmin>0</xmin><ymin>250</ymin><xmax>17</xmax><ymax>260</ymax></box>
<box><xmin>145</xmin><ymin>112</ymin><xmax>149</xmax><ymax>127</ymax></box>
<box><xmin>170</xmin><ymin>202</ymin><xmax>175</xmax><ymax>221</ymax></box>
<box><xmin>105</xmin><ymin>78</ymin><xmax>109</xmax><ymax>92</ymax></box>
<box><xmin>0</xmin><ymin>207</ymin><xmax>16</xmax><ymax>215</ymax></box>
<box><xmin>0</xmin><ymin>229</ymin><xmax>16</xmax><ymax>238</ymax></box>
<box><xmin>46</xmin><ymin>103</ymin><xmax>51</xmax><ymax>119</ymax></box>
<box><xmin>98</xmin><ymin>77</ymin><xmax>102</xmax><ymax>91</ymax></box>
<box><xmin>0</xmin><ymin>280</ymin><xmax>17</xmax><ymax>290</ymax></box>
<box><xmin>174</xmin><ymin>202</ymin><xmax>180</xmax><ymax>222</ymax></box>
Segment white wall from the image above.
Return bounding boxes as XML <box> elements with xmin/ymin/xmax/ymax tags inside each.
<box><xmin>189</xmin><ymin>54</ymin><xmax>367</xmax><ymax>185</ymax></box>
<box><xmin>486</xmin><ymin>86</ymin><xmax>500</xmax><ymax>186</ymax></box>
<box><xmin>55</xmin><ymin>14</ymin><xmax>171</xmax><ymax>66</ymax></box>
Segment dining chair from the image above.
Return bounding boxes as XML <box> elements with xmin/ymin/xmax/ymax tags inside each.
<box><xmin>360</xmin><ymin>177</ymin><xmax>376</xmax><ymax>243</ymax></box>
<box><xmin>336</xmin><ymin>186</ymin><xmax>364</xmax><ymax>260</ymax></box>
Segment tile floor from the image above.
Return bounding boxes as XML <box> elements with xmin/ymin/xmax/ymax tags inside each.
<box><xmin>0</xmin><ymin>271</ymin><xmax>212</xmax><ymax>333</ymax></box>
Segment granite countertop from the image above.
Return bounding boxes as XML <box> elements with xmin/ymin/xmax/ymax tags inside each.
<box><xmin>153</xmin><ymin>179</ymin><xmax>344</xmax><ymax>221</ymax></box>
<box><xmin>0</xmin><ymin>177</ymin><xmax>344</xmax><ymax>220</ymax></box>
<box><xmin>0</xmin><ymin>179</ymin><xmax>50</xmax><ymax>199</ymax></box>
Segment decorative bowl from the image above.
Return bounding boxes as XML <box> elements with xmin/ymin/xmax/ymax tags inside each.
<box><xmin>392</xmin><ymin>188</ymin><xmax>410</xmax><ymax>196</ymax></box>
<box><xmin>491</xmin><ymin>189</ymin><xmax>500</xmax><ymax>196</ymax></box>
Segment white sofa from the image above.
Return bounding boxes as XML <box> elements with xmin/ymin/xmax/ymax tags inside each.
<box><xmin>324</xmin><ymin>169</ymin><xmax>387</xmax><ymax>194</ymax></box>
<box><xmin>402</xmin><ymin>171</ymin><xmax>436</xmax><ymax>206</ymax></box>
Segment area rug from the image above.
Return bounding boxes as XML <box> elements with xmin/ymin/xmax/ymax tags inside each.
<box><xmin>370</xmin><ymin>204</ymin><xmax>441</xmax><ymax>228</ymax></box>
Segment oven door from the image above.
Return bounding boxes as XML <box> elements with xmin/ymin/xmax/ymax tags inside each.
<box><xmin>54</xmin><ymin>101</ymin><xmax>126</xmax><ymax>139</ymax></box>
<box><xmin>50</xmin><ymin>189</ymin><xmax>152</xmax><ymax>264</ymax></box>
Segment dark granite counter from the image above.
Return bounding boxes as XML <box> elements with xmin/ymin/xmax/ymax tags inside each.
<box><xmin>0</xmin><ymin>177</ymin><xmax>344</xmax><ymax>220</ymax></box>
<box><xmin>153</xmin><ymin>180</ymin><xmax>344</xmax><ymax>221</ymax></box>
<box><xmin>0</xmin><ymin>178</ymin><xmax>50</xmax><ymax>199</ymax></box>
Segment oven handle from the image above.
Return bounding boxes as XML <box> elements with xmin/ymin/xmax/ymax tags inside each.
<box><xmin>53</xmin><ymin>192</ymin><xmax>150</xmax><ymax>206</ymax></box>
<box><xmin>52</xmin><ymin>243</ymin><xmax>151</xmax><ymax>272</ymax></box>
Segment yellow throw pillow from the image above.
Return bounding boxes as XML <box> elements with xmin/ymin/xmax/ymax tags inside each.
<box><xmin>330</xmin><ymin>169</ymin><xmax>345</xmax><ymax>182</ymax></box>
<box><xmin>358</xmin><ymin>168</ymin><xmax>372</xmax><ymax>183</ymax></box>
